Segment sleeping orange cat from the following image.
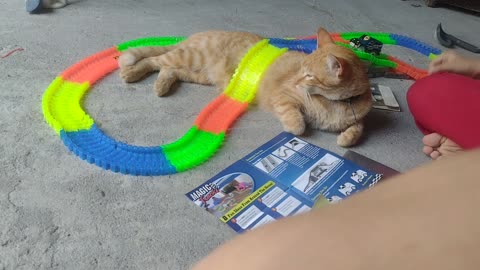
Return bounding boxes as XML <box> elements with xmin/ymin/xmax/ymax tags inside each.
<box><xmin>118</xmin><ymin>27</ymin><xmax>372</xmax><ymax>147</ymax></box>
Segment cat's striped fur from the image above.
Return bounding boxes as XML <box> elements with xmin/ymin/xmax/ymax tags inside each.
<box><xmin>119</xmin><ymin>28</ymin><xmax>372</xmax><ymax>147</ymax></box>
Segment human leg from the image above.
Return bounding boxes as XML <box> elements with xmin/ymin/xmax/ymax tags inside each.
<box><xmin>407</xmin><ymin>73</ymin><xmax>480</xmax><ymax>158</ymax></box>
<box><xmin>192</xmin><ymin>149</ymin><xmax>480</xmax><ymax>270</ymax></box>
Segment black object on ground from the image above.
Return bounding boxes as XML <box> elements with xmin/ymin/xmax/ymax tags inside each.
<box><xmin>435</xmin><ymin>23</ymin><xmax>480</xmax><ymax>53</ymax></box>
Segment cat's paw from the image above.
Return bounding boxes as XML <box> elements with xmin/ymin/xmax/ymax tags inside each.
<box><xmin>283</xmin><ymin>121</ymin><xmax>306</xmax><ymax>135</ymax></box>
<box><xmin>154</xmin><ymin>79</ymin><xmax>171</xmax><ymax>97</ymax></box>
<box><xmin>337</xmin><ymin>134</ymin><xmax>354</xmax><ymax>147</ymax></box>
<box><xmin>337</xmin><ymin>130</ymin><xmax>359</xmax><ymax>147</ymax></box>
<box><xmin>118</xmin><ymin>53</ymin><xmax>137</xmax><ymax>68</ymax></box>
<box><xmin>120</xmin><ymin>65</ymin><xmax>144</xmax><ymax>83</ymax></box>
<box><xmin>337</xmin><ymin>123</ymin><xmax>363</xmax><ymax>147</ymax></box>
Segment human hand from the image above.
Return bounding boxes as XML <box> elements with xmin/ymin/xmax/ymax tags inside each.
<box><xmin>428</xmin><ymin>50</ymin><xmax>480</xmax><ymax>78</ymax></box>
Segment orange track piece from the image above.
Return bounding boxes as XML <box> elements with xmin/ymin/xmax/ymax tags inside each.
<box><xmin>61</xmin><ymin>47</ymin><xmax>121</xmax><ymax>84</ymax></box>
<box><xmin>332</xmin><ymin>36</ymin><xmax>349</xmax><ymax>44</ymax></box>
<box><xmin>194</xmin><ymin>94</ymin><xmax>248</xmax><ymax>134</ymax></box>
<box><xmin>296</xmin><ymin>33</ymin><xmax>348</xmax><ymax>44</ymax></box>
<box><xmin>330</xmin><ymin>33</ymin><xmax>350</xmax><ymax>43</ymax></box>
<box><xmin>387</xmin><ymin>56</ymin><xmax>428</xmax><ymax>80</ymax></box>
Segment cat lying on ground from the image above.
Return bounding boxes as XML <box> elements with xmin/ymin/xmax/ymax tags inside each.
<box><xmin>118</xmin><ymin>27</ymin><xmax>372</xmax><ymax>147</ymax></box>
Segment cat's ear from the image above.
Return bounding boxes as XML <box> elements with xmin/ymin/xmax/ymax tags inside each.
<box><xmin>317</xmin><ymin>27</ymin><xmax>334</xmax><ymax>48</ymax></box>
<box><xmin>326</xmin><ymin>54</ymin><xmax>344</xmax><ymax>77</ymax></box>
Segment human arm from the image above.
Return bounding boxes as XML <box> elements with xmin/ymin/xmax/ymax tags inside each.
<box><xmin>429</xmin><ymin>50</ymin><xmax>480</xmax><ymax>79</ymax></box>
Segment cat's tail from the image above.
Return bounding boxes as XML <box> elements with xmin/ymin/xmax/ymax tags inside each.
<box><xmin>118</xmin><ymin>46</ymin><xmax>176</xmax><ymax>67</ymax></box>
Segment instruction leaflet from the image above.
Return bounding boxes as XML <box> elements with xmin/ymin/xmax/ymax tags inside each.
<box><xmin>371</xmin><ymin>83</ymin><xmax>400</xmax><ymax>112</ymax></box>
<box><xmin>186</xmin><ymin>132</ymin><xmax>383</xmax><ymax>233</ymax></box>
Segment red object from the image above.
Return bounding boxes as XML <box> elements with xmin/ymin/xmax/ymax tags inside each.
<box><xmin>1</xmin><ymin>48</ymin><xmax>24</xmax><ymax>58</ymax></box>
<box><xmin>407</xmin><ymin>73</ymin><xmax>480</xmax><ymax>149</ymax></box>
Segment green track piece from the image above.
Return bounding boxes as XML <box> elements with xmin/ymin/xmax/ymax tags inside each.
<box><xmin>336</xmin><ymin>42</ymin><xmax>397</xmax><ymax>68</ymax></box>
<box><xmin>161</xmin><ymin>127</ymin><xmax>225</xmax><ymax>172</ymax></box>
<box><xmin>340</xmin><ymin>32</ymin><xmax>396</xmax><ymax>44</ymax></box>
<box><xmin>117</xmin><ymin>36</ymin><xmax>187</xmax><ymax>51</ymax></box>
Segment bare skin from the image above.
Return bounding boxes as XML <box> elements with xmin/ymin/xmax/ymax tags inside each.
<box><xmin>428</xmin><ymin>50</ymin><xmax>480</xmax><ymax>78</ymax></box>
<box><xmin>423</xmin><ymin>51</ymin><xmax>480</xmax><ymax>159</ymax></box>
<box><xmin>192</xmin><ymin>149</ymin><xmax>480</xmax><ymax>270</ymax></box>
<box><xmin>422</xmin><ymin>133</ymin><xmax>462</xmax><ymax>160</ymax></box>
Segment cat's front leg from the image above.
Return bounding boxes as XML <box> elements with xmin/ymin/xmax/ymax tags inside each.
<box><xmin>273</xmin><ymin>103</ymin><xmax>306</xmax><ymax>135</ymax></box>
<box><xmin>120</xmin><ymin>58</ymin><xmax>155</xmax><ymax>83</ymax></box>
<box><xmin>337</xmin><ymin>122</ymin><xmax>364</xmax><ymax>147</ymax></box>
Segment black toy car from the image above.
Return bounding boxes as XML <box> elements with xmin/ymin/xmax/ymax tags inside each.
<box><xmin>349</xmin><ymin>35</ymin><xmax>383</xmax><ymax>55</ymax></box>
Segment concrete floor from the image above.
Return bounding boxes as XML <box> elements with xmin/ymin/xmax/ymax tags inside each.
<box><xmin>1</xmin><ymin>0</ymin><xmax>479</xmax><ymax>269</ymax></box>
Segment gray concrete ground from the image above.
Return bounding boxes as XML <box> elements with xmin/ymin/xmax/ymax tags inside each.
<box><xmin>1</xmin><ymin>0</ymin><xmax>479</xmax><ymax>269</ymax></box>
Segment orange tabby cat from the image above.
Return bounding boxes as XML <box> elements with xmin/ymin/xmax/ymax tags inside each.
<box><xmin>119</xmin><ymin>28</ymin><xmax>372</xmax><ymax>147</ymax></box>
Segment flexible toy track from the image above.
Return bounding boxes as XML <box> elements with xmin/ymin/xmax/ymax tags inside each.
<box><xmin>270</xmin><ymin>32</ymin><xmax>441</xmax><ymax>80</ymax></box>
<box><xmin>43</xmin><ymin>39</ymin><xmax>286</xmax><ymax>175</ymax></box>
<box><xmin>42</xmin><ymin>32</ymin><xmax>440</xmax><ymax>176</ymax></box>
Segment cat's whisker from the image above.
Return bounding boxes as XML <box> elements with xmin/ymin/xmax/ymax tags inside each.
<box><xmin>303</xmin><ymin>90</ymin><xmax>314</xmax><ymax>108</ymax></box>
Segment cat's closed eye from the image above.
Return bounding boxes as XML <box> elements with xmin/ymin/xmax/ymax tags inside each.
<box><xmin>304</xmin><ymin>74</ymin><xmax>314</xmax><ymax>80</ymax></box>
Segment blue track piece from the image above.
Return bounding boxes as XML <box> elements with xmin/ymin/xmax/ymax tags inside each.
<box><xmin>60</xmin><ymin>125</ymin><xmax>177</xmax><ymax>176</ymax></box>
<box><xmin>268</xmin><ymin>38</ymin><xmax>317</xmax><ymax>53</ymax></box>
<box><xmin>390</xmin><ymin>34</ymin><xmax>442</xmax><ymax>56</ymax></box>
